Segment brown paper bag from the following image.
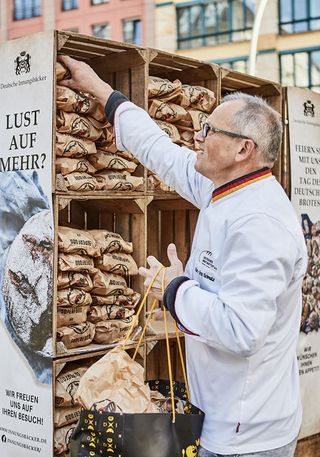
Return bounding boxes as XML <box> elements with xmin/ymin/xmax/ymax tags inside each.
<box><xmin>97</xmin><ymin>171</ymin><xmax>144</xmax><ymax>191</ymax></box>
<box><xmin>56</xmin><ymin>365</ymin><xmax>88</xmax><ymax>407</ymax></box>
<box><xmin>177</xmin><ymin>126</ymin><xmax>195</xmax><ymax>148</ymax></box>
<box><xmin>91</xmin><ymin>292</ymin><xmax>140</xmax><ymax>308</ymax></box>
<box><xmin>54</xmin><ymin>405</ymin><xmax>82</xmax><ymax>428</ymax></box>
<box><xmin>94</xmin><ymin>317</ymin><xmax>136</xmax><ymax>344</ymax></box>
<box><xmin>95</xmin><ymin>140</ymin><xmax>118</xmax><ymax>154</ymax></box>
<box><xmin>91</xmin><ymin>270</ymin><xmax>134</xmax><ymax>296</ymax></box>
<box><xmin>57</xmin><ymin>322</ymin><xmax>95</xmax><ymax>349</ymax></box>
<box><xmin>58</xmin><ymin>253</ymin><xmax>96</xmax><ymax>273</ymax></box>
<box><xmin>148</xmin><ymin>174</ymin><xmax>173</xmax><ymax>192</ymax></box>
<box><xmin>149</xmin><ymin>100</ymin><xmax>190</xmax><ymax>124</ymax></box>
<box><xmin>56</xmin><ymin>85</ymin><xmax>105</xmax><ymax>121</ymax></box>
<box><xmin>58</xmin><ymin>226</ymin><xmax>99</xmax><ymax>257</ymax></box>
<box><xmin>89</xmin><ymin>305</ymin><xmax>135</xmax><ymax>323</ymax></box>
<box><xmin>96</xmin><ymin>143</ymin><xmax>137</xmax><ymax>162</ymax></box>
<box><xmin>56</xmin><ymin>133</ymin><xmax>97</xmax><ymax>158</ymax></box>
<box><xmin>56</xmin><ymin>62</ymin><xmax>70</xmax><ymax>82</ymax></box>
<box><xmin>189</xmin><ymin>109</ymin><xmax>209</xmax><ymax>131</ymax></box>
<box><xmin>57</xmin><ymin>271</ymin><xmax>93</xmax><ymax>291</ymax></box>
<box><xmin>75</xmin><ymin>346</ymin><xmax>159</xmax><ymax>413</ymax></box>
<box><xmin>57</xmin><ymin>288</ymin><xmax>92</xmax><ymax>307</ymax></box>
<box><xmin>100</xmin><ymin>123</ymin><xmax>114</xmax><ymax>142</ymax></box>
<box><xmin>180</xmin><ymin>84</ymin><xmax>216</xmax><ymax>113</ymax></box>
<box><xmin>56</xmin><ymin>111</ymin><xmax>103</xmax><ymax>141</ymax></box>
<box><xmin>63</xmin><ymin>172</ymin><xmax>105</xmax><ymax>192</ymax></box>
<box><xmin>89</xmin><ymin>229</ymin><xmax>133</xmax><ymax>254</ymax></box>
<box><xmin>155</xmin><ymin>120</ymin><xmax>180</xmax><ymax>143</ymax></box>
<box><xmin>95</xmin><ymin>253</ymin><xmax>138</xmax><ymax>276</ymax></box>
<box><xmin>54</xmin><ymin>423</ymin><xmax>76</xmax><ymax>454</ymax></box>
<box><xmin>56</xmin><ymin>157</ymin><xmax>96</xmax><ymax>176</ymax></box>
<box><xmin>57</xmin><ymin>305</ymin><xmax>90</xmax><ymax>327</ymax></box>
<box><xmin>88</xmin><ymin>151</ymin><xmax>137</xmax><ymax>173</ymax></box>
<box><xmin>148</xmin><ymin>76</ymin><xmax>182</xmax><ymax>102</ymax></box>
<box><xmin>150</xmin><ymin>391</ymin><xmax>185</xmax><ymax>414</ymax></box>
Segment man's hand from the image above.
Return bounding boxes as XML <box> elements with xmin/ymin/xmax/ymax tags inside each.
<box><xmin>58</xmin><ymin>55</ymin><xmax>113</xmax><ymax>107</ymax></box>
<box><xmin>139</xmin><ymin>244</ymin><xmax>184</xmax><ymax>300</ymax></box>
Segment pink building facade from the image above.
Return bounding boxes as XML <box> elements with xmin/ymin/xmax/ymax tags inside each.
<box><xmin>0</xmin><ymin>0</ymin><xmax>154</xmax><ymax>46</ymax></box>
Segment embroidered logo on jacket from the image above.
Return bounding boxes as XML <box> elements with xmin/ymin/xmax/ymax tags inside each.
<box><xmin>195</xmin><ymin>250</ymin><xmax>217</xmax><ymax>281</ymax></box>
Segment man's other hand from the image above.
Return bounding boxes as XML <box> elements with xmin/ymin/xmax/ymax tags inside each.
<box><xmin>139</xmin><ymin>243</ymin><xmax>184</xmax><ymax>300</ymax></box>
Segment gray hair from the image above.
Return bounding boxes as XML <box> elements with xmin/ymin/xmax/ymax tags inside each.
<box><xmin>222</xmin><ymin>92</ymin><xmax>283</xmax><ymax>166</ymax></box>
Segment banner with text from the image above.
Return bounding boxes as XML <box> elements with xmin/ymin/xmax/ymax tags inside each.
<box><xmin>287</xmin><ymin>87</ymin><xmax>320</xmax><ymax>438</ymax></box>
<box><xmin>0</xmin><ymin>32</ymin><xmax>54</xmax><ymax>456</ymax></box>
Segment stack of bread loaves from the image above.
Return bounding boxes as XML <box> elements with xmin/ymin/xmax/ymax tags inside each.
<box><xmin>57</xmin><ymin>226</ymin><xmax>140</xmax><ymax>352</ymax></box>
<box><xmin>147</xmin><ymin>76</ymin><xmax>216</xmax><ymax>191</ymax></box>
<box><xmin>54</xmin><ymin>360</ymin><xmax>89</xmax><ymax>456</ymax></box>
<box><xmin>56</xmin><ymin>62</ymin><xmax>143</xmax><ymax>192</ymax></box>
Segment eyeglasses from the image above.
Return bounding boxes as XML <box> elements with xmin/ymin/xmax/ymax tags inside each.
<box><xmin>202</xmin><ymin>122</ymin><xmax>257</xmax><ymax>147</ymax></box>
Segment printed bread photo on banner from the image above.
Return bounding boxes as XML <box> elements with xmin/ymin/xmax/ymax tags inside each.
<box><xmin>300</xmin><ymin>213</ymin><xmax>320</xmax><ymax>334</ymax></box>
<box><xmin>0</xmin><ymin>171</ymin><xmax>54</xmax><ymax>384</ymax></box>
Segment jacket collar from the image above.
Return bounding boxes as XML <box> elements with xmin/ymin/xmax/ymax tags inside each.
<box><xmin>211</xmin><ymin>167</ymin><xmax>272</xmax><ymax>203</ymax></box>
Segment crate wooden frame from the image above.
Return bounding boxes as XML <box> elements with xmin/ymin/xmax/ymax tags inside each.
<box><xmin>53</xmin><ymin>193</ymin><xmax>147</xmax><ymax>358</ymax></box>
<box><xmin>145</xmin><ymin>48</ymin><xmax>220</xmax><ymax>197</ymax></box>
<box><xmin>55</xmin><ymin>31</ymin><xmax>147</xmax><ymax>195</ymax></box>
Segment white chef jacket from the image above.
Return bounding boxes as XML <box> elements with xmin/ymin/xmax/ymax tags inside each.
<box><xmin>114</xmin><ymin>102</ymin><xmax>308</xmax><ymax>454</ymax></box>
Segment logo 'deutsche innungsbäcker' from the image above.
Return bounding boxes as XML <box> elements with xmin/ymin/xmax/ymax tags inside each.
<box><xmin>303</xmin><ymin>100</ymin><xmax>315</xmax><ymax>118</ymax></box>
<box><xmin>14</xmin><ymin>51</ymin><xmax>31</xmax><ymax>75</ymax></box>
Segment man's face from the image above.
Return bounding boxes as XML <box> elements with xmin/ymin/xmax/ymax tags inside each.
<box><xmin>194</xmin><ymin>100</ymin><xmax>247</xmax><ymax>181</ymax></box>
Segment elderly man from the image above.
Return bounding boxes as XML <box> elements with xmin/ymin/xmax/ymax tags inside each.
<box><xmin>59</xmin><ymin>56</ymin><xmax>307</xmax><ymax>457</ymax></box>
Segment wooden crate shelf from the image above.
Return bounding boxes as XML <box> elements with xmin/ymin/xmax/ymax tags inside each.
<box><xmin>53</xmin><ymin>194</ymin><xmax>146</xmax><ymax>358</ymax></box>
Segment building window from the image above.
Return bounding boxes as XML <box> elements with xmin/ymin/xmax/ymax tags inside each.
<box><xmin>215</xmin><ymin>57</ymin><xmax>248</xmax><ymax>73</ymax></box>
<box><xmin>91</xmin><ymin>0</ymin><xmax>108</xmax><ymax>4</ymax></box>
<box><xmin>280</xmin><ymin>48</ymin><xmax>320</xmax><ymax>92</ymax></box>
<box><xmin>176</xmin><ymin>0</ymin><xmax>255</xmax><ymax>50</ymax></box>
<box><xmin>92</xmin><ymin>23</ymin><xmax>110</xmax><ymax>38</ymax></box>
<box><xmin>279</xmin><ymin>0</ymin><xmax>320</xmax><ymax>34</ymax></box>
<box><xmin>14</xmin><ymin>0</ymin><xmax>41</xmax><ymax>20</ymax></box>
<box><xmin>62</xmin><ymin>0</ymin><xmax>78</xmax><ymax>11</ymax></box>
<box><xmin>123</xmin><ymin>18</ymin><xmax>141</xmax><ymax>45</ymax></box>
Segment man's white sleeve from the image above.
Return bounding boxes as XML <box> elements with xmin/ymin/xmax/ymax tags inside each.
<box><xmin>174</xmin><ymin>214</ymin><xmax>302</xmax><ymax>356</ymax></box>
<box><xmin>114</xmin><ymin>102</ymin><xmax>212</xmax><ymax>208</ymax></box>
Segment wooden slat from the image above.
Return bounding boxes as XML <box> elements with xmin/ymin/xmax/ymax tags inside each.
<box><xmin>151</xmin><ymin>198</ymin><xmax>196</xmax><ymax>210</ymax></box>
<box><xmin>174</xmin><ymin>210</ymin><xmax>188</xmax><ymax>265</ymax></box>
<box><xmin>189</xmin><ymin>210</ymin><xmax>199</xmax><ymax>246</ymax></box>
<box><xmin>86</xmin><ymin>208</ymin><xmax>100</xmax><ymax>230</ymax></box>
<box><xmin>295</xmin><ymin>434</ymin><xmax>320</xmax><ymax>457</ymax></box>
<box><xmin>58</xmin><ymin>31</ymin><xmax>137</xmax><ymax>53</ymax></box>
<box><xmin>151</xmin><ymin>65</ymin><xmax>218</xmax><ymax>85</ymax></box>
<box><xmin>55</xmin><ymin>190</ymin><xmax>144</xmax><ymax>199</ymax></box>
<box><xmin>76</xmin><ymin>197</ymin><xmax>145</xmax><ymax>214</ymax></box>
<box><xmin>131</xmin><ymin>64</ymin><xmax>148</xmax><ymax>109</ymax></box>
<box><xmin>146</xmin><ymin>341</ymin><xmax>160</xmax><ymax>379</ymax></box>
<box><xmin>59</xmin><ymin>47</ymin><xmax>109</xmax><ymax>59</ymax></box>
<box><xmin>131</xmin><ymin>211</ymin><xmax>146</xmax><ymax>311</ymax></box>
<box><xmin>160</xmin><ymin>210</ymin><xmax>174</xmax><ymax>264</ymax></box>
<box><xmin>69</xmin><ymin>200</ymin><xmax>86</xmax><ymax>228</ymax></box>
<box><xmin>99</xmin><ymin>211</ymin><xmax>115</xmax><ymax>231</ymax></box>
<box><xmin>115</xmin><ymin>68</ymin><xmax>130</xmax><ymax>98</ymax></box>
<box><xmin>92</xmin><ymin>48</ymin><xmax>146</xmax><ymax>73</ymax></box>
